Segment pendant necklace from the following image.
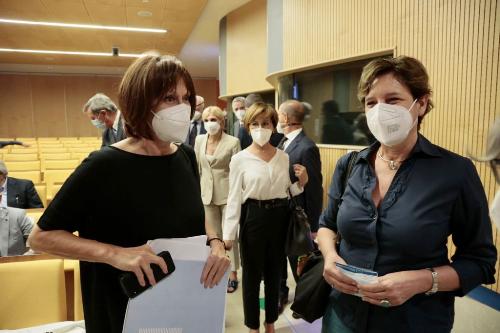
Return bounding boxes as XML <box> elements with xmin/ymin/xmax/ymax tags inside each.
<box><xmin>377</xmin><ymin>151</ymin><xmax>405</xmax><ymax>170</ymax></box>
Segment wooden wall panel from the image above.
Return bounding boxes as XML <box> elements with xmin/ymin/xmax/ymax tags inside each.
<box><xmin>225</xmin><ymin>0</ymin><xmax>273</xmax><ymax>96</ymax></box>
<box><xmin>283</xmin><ymin>0</ymin><xmax>499</xmax><ymax>291</ymax></box>
<box><xmin>0</xmin><ymin>74</ymin><xmax>222</xmax><ymax>138</ymax></box>
<box><xmin>0</xmin><ymin>75</ymin><xmax>34</xmax><ymax>137</ymax></box>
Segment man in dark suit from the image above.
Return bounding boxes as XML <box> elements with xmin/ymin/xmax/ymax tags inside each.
<box><xmin>277</xmin><ymin>100</ymin><xmax>323</xmax><ymax>313</ymax></box>
<box><xmin>185</xmin><ymin>95</ymin><xmax>207</xmax><ymax>146</ymax></box>
<box><xmin>0</xmin><ymin>161</ymin><xmax>43</xmax><ymax>209</ymax></box>
<box><xmin>231</xmin><ymin>96</ymin><xmax>252</xmax><ymax>149</ymax></box>
<box><xmin>83</xmin><ymin>93</ymin><xmax>126</xmax><ymax>148</ymax></box>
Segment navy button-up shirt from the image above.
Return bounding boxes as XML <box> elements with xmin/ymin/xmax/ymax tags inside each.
<box><xmin>319</xmin><ymin>135</ymin><xmax>497</xmax><ymax>332</ymax></box>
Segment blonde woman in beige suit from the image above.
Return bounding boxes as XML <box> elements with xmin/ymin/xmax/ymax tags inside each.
<box><xmin>195</xmin><ymin>106</ymin><xmax>241</xmax><ymax>293</ymax></box>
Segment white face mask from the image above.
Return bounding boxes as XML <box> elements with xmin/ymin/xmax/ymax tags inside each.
<box><xmin>366</xmin><ymin>100</ymin><xmax>418</xmax><ymax>146</ymax></box>
<box><xmin>276</xmin><ymin>122</ymin><xmax>286</xmax><ymax>134</ymax></box>
<box><xmin>490</xmin><ymin>190</ymin><xmax>500</xmax><ymax>229</ymax></box>
<box><xmin>235</xmin><ymin>110</ymin><xmax>246</xmax><ymax>121</ymax></box>
<box><xmin>192</xmin><ymin>110</ymin><xmax>202</xmax><ymax>121</ymax></box>
<box><xmin>250</xmin><ymin>128</ymin><xmax>272</xmax><ymax>147</ymax></box>
<box><xmin>91</xmin><ymin>118</ymin><xmax>106</xmax><ymax>130</ymax></box>
<box><xmin>151</xmin><ymin>103</ymin><xmax>191</xmax><ymax>143</ymax></box>
<box><xmin>205</xmin><ymin>121</ymin><xmax>221</xmax><ymax>135</ymax></box>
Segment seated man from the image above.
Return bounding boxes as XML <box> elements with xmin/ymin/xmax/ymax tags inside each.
<box><xmin>0</xmin><ymin>160</ymin><xmax>44</xmax><ymax>208</ymax></box>
<box><xmin>0</xmin><ymin>204</ymin><xmax>34</xmax><ymax>256</ymax></box>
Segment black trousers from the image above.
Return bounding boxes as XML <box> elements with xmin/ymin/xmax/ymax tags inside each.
<box><xmin>280</xmin><ymin>255</ymin><xmax>299</xmax><ymax>299</ymax></box>
<box><xmin>240</xmin><ymin>200</ymin><xmax>289</xmax><ymax>329</ymax></box>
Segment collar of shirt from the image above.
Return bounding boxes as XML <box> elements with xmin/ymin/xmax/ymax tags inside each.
<box><xmin>0</xmin><ymin>177</ymin><xmax>7</xmax><ymax>207</ymax></box>
<box><xmin>112</xmin><ymin>110</ymin><xmax>121</xmax><ymax>133</ymax></box>
<box><xmin>357</xmin><ymin>134</ymin><xmax>443</xmax><ymax>164</ymax></box>
<box><xmin>284</xmin><ymin>128</ymin><xmax>303</xmax><ymax>150</ymax></box>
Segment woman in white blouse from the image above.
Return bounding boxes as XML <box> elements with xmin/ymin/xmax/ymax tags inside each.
<box><xmin>223</xmin><ymin>102</ymin><xmax>308</xmax><ymax>333</ymax></box>
<box><xmin>194</xmin><ymin>106</ymin><xmax>241</xmax><ymax>293</ymax></box>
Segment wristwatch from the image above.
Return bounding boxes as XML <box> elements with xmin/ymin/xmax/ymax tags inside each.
<box><xmin>425</xmin><ymin>268</ymin><xmax>439</xmax><ymax>295</ymax></box>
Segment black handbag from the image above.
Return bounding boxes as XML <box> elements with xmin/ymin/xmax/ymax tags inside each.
<box><xmin>285</xmin><ymin>190</ymin><xmax>314</xmax><ymax>256</ymax></box>
<box><xmin>290</xmin><ymin>151</ymin><xmax>358</xmax><ymax>322</ymax></box>
<box><xmin>290</xmin><ymin>250</ymin><xmax>330</xmax><ymax>323</ymax></box>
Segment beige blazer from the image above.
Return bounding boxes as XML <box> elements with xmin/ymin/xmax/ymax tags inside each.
<box><xmin>194</xmin><ymin>132</ymin><xmax>241</xmax><ymax>206</ymax></box>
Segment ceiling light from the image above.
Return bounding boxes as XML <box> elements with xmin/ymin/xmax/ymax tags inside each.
<box><xmin>0</xmin><ymin>48</ymin><xmax>142</xmax><ymax>58</ymax></box>
<box><xmin>0</xmin><ymin>18</ymin><xmax>167</xmax><ymax>33</ymax></box>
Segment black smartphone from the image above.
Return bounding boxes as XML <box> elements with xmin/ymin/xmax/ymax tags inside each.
<box><xmin>119</xmin><ymin>251</ymin><xmax>175</xmax><ymax>299</ymax></box>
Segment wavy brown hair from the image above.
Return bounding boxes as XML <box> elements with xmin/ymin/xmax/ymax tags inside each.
<box><xmin>118</xmin><ymin>53</ymin><xmax>196</xmax><ymax>139</ymax></box>
<box><xmin>358</xmin><ymin>56</ymin><xmax>433</xmax><ymax>130</ymax></box>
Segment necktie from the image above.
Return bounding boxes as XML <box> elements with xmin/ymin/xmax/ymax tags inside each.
<box><xmin>277</xmin><ymin>136</ymin><xmax>288</xmax><ymax>150</ymax></box>
<box><xmin>188</xmin><ymin>122</ymin><xmax>197</xmax><ymax>146</ymax></box>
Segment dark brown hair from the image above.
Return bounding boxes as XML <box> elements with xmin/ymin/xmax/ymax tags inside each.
<box><xmin>243</xmin><ymin>102</ymin><xmax>278</xmax><ymax>131</ymax></box>
<box><xmin>358</xmin><ymin>56</ymin><xmax>433</xmax><ymax>130</ymax></box>
<box><xmin>118</xmin><ymin>54</ymin><xmax>196</xmax><ymax>139</ymax></box>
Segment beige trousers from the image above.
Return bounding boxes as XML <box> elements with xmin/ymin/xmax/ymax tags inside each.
<box><xmin>204</xmin><ymin>203</ymin><xmax>240</xmax><ymax>272</ymax></box>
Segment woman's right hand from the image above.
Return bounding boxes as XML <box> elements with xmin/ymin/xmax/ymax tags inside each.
<box><xmin>108</xmin><ymin>244</ymin><xmax>168</xmax><ymax>287</ymax></box>
<box><xmin>323</xmin><ymin>253</ymin><xmax>359</xmax><ymax>295</ymax></box>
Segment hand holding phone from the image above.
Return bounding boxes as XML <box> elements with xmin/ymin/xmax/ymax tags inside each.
<box><xmin>119</xmin><ymin>251</ymin><xmax>175</xmax><ymax>298</ymax></box>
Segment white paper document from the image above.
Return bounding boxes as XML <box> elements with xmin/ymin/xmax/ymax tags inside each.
<box><xmin>122</xmin><ymin>236</ymin><xmax>228</xmax><ymax>333</ymax></box>
<box><xmin>336</xmin><ymin>263</ymin><xmax>378</xmax><ymax>297</ymax></box>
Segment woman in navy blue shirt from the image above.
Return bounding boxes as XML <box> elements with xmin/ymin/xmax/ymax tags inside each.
<box><xmin>317</xmin><ymin>56</ymin><xmax>497</xmax><ymax>333</ymax></box>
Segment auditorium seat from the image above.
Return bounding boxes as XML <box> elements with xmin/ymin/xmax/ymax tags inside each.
<box><xmin>39</xmin><ymin>147</ymin><xmax>68</xmax><ymax>154</ymax></box>
<box><xmin>8</xmin><ymin>147</ymin><xmax>39</xmax><ymax>154</ymax></box>
<box><xmin>34</xmin><ymin>184</ymin><xmax>47</xmax><ymax>207</ymax></box>
<box><xmin>45</xmin><ymin>170</ymin><xmax>73</xmax><ymax>200</ymax></box>
<box><xmin>40</xmin><ymin>152</ymin><xmax>72</xmax><ymax>160</ymax></box>
<box><xmin>3</xmin><ymin>153</ymin><xmax>38</xmax><ymax>161</ymax></box>
<box><xmin>41</xmin><ymin>159</ymin><xmax>79</xmax><ymax>171</ymax></box>
<box><xmin>0</xmin><ymin>258</ymin><xmax>67</xmax><ymax>329</ymax></box>
<box><xmin>5</xmin><ymin>160</ymin><xmax>41</xmax><ymax>172</ymax></box>
<box><xmin>26</xmin><ymin>209</ymin><xmax>44</xmax><ymax>223</ymax></box>
<box><xmin>7</xmin><ymin>170</ymin><xmax>42</xmax><ymax>183</ymax></box>
<box><xmin>37</xmin><ymin>137</ymin><xmax>59</xmax><ymax>141</ymax></box>
<box><xmin>59</xmin><ymin>137</ymin><xmax>79</xmax><ymax>141</ymax></box>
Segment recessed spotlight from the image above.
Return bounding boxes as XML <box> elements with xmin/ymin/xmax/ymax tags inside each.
<box><xmin>137</xmin><ymin>11</ymin><xmax>152</xmax><ymax>17</ymax></box>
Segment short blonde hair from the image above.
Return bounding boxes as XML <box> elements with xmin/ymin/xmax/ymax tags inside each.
<box><xmin>243</xmin><ymin>102</ymin><xmax>278</xmax><ymax>131</ymax></box>
<box><xmin>202</xmin><ymin>106</ymin><xmax>225</xmax><ymax>124</ymax></box>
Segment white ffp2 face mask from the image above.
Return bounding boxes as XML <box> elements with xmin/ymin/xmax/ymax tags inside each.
<box><xmin>205</xmin><ymin>121</ymin><xmax>221</xmax><ymax>135</ymax></box>
<box><xmin>235</xmin><ymin>110</ymin><xmax>246</xmax><ymax>121</ymax></box>
<box><xmin>192</xmin><ymin>111</ymin><xmax>202</xmax><ymax>121</ymax></box>
<box><xmin>250</xmin><ymin>128</ymin><xmax>272</xmax><ymax>147</ymax></box>
<box><xmin>151</xmin><ymin>103</ymin><xmax>191</xmax><ymax>143</ymax></box>
<box><xmin>366</xmin><ymin>100</ymin><xmax>418</xmax><ymax>146</ymax></box>
<box><xmin>91</xmin><ymin>118</ymin><xmax>106</xmax><ymax>130</ymax></box>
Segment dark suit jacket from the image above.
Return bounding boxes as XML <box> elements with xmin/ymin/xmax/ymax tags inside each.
<box><xmin>185</xmin><ymin>120</ymin><xmax>206</xmax><ymax>146</ymax></box>
<box><xmin>101</xmin><ymin>115</ymin><xmax>126</xmax><ymax>148</ymax></box>
<box><xmin>6</xmin><ymin>177</ymin><xmax>44</xmax><ymax>208</ymax></box>
<box><xmin>233</xmin><ymin>121</ymin><xmax>253</xmax><ymax>150</ymax></box>
<box><xmin>285</xmin><ymin>131</ymin><xmax>323</xmax><ymax>231</ymax></box>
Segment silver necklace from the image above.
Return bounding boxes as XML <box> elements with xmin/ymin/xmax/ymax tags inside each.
<box><xmin>377</xmin><ymin>151</ymin><xmax>404</xmax><ymax>170</ymax></box>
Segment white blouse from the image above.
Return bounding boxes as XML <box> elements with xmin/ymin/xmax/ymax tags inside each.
<box><xmin>222</xmin><ymin>149</ymin><xmax>303</xmax><ymax>240</ymax></box>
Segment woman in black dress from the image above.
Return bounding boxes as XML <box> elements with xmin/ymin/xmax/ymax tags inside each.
<box><xmin>29</xmin><ymin>54</ymin><xmax>230</xmax><ymax>333</ymax></box>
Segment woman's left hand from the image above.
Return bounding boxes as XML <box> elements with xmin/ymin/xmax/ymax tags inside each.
<box><xmin>358</xmin><ymin>270</ymin><xmax>431</xmax><ymax>307</ymax></box>
<box><xmin>200</xmin><ymin>241</ymin><xmax>230</xmax><ymax>288</ymax></box>
<box><xmin>293</xmin><ymin>164</ymin><xmax>308</xmax><ymax>187</ymax></box>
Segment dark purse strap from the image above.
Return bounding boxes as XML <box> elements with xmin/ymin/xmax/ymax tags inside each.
<box><xmin>335</xmin><ymin>151</ymin><xmax>358</xmax><ymax>246</ymax></box>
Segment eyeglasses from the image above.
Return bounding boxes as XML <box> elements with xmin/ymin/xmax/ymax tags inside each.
<box><xmin>490</xmin><ymin>159</ymin><xmax>500</xmax><ymax>183</ymax></box>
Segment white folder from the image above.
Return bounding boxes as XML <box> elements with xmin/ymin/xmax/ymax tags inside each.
<box><xmin>122</xmin><ymin>236</ymin><xmax>228</xmax><ymax>333</ymax></box>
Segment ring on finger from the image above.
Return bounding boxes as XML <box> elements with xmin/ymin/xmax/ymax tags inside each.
<box><xmin>379</xmin><ymin>299</ymin><xmax>391</xmax><ymax>308</ymax></box>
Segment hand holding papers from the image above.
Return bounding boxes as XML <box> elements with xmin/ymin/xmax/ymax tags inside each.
<box><xmin>122</xmin><ymin>236</ymin><xmax>228</xmax><ymax>333</ymax></box>
<box><xmin>336</xmin><ymin>262</ymin><xmax>378</xmax><ymax>297</ymax></box>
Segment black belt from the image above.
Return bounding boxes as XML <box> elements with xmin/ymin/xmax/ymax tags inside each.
<box><xmin>246</xmin><ymin>198</ymin><xmax>289</xmax><ymax>209</ymax></box>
